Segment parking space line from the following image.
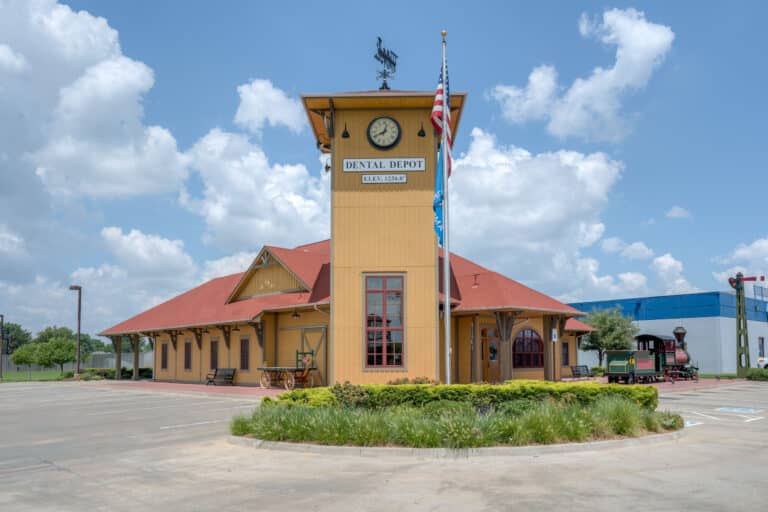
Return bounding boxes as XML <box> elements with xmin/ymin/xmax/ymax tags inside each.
<box><xmin>159</xmin><ymin>419</ymin><xmax>226</xmax><ymax>430</ymax></box>
<box><xmin>691</xmin><ymin>411</ymin><xmax>721</xmax><ymax>420</ymax></box>
<box><xmin>744</xmin><ymin>417</ymin><xmax>764</xmax><ymax>423</ymax></box>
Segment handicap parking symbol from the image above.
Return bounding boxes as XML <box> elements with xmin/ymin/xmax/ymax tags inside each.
<box><xmin>717</xmin><ymin>407</ymin><xmax>763</xmax><ymax>414</ymax></box>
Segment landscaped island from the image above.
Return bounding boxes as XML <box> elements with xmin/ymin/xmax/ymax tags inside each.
<box><xmin>231</xmin><ymin>381</ymin><xmax>683</xmax><ymax>449</ymax></box>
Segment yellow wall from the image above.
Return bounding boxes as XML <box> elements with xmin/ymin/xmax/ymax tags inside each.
<box><xmin>233</xmin><ymin>262</ymin><xmax>304</xmax><ymax>301</ymax></box>
<box><xmin>330</xmin><ymin>105</ymin><xmax>439</xmax><ymax>384</ymax></box>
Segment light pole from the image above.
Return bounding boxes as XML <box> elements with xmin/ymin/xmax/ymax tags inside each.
<box><xmin>0</xmin><ymin>314</ymin><xmax>4</xmax><ymax>381</ymax></box>
<box><xmin>69</xmin><ymin>285</ymin><xmax>82</xmax><ymax>376</ymax></box>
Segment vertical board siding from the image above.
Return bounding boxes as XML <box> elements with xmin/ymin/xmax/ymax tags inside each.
<box><xmin>234</xmin><ymin>263</ymin><xmax>304</xmax><ymax>300</ymax></box>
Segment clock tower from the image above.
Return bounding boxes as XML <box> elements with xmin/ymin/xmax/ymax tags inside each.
<box><xmin>302</xmin><ymin>90</ymin><xmax>466</xmax><ymax>384</ymax></box>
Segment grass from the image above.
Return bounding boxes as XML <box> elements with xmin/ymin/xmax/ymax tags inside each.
<box><xmin>698</xmin><ymin>373</ymin><xmax>739</xmax><ymax>379</ymax></box>
<box><xmin>0</xmin><ymin>370</ymin><xmax>65</xmax><ymax>382</ymax></box>
<box><xmin>231</xmin><ymin>396</ymin><xmax>683</xmax><ymax>449</ymax></box>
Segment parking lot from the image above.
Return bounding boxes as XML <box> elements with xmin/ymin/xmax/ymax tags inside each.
<box><xmin>0</xmin><ymin>380</ymin><xmax>765</xmax><ymax>511</ymax></box>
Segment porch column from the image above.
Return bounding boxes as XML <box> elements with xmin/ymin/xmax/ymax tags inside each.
<box><xmin>113</xmin><ymin>336</ymin><xmax>122</xmax><ymax>380</ymax></box>
<box><xmin>132</xmin><ymin>334</ymin><xmax>140</xmax><ymax>380</ymax></box>
<box><xmin>495</xmin><ymin>311</ymin><xmax>519</xmax><ymax>382</ymax></box>
<box><xmin>472</xmin><ymin>314</ymin><xmax>481</xmax><ymax>382</ymax></box>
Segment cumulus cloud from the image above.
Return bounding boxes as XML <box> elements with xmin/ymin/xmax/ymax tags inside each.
<box><xmin>713</xmin><ymin>237</ymin><xmax>768</xmax><ymax>293</ymax></box>
<box><xmin>201</xmin><ymin>252</ymin><xmax>259</xmax><ymax>282</ymax></box>
<box><xmin>492</xmin><ymin>8</ymin><xmax>674</xmax><ymax>141</ymax></box>
<box><xmin>234</xmin><ymin>79</ymin><xmax>306</xmax><ymax>136</ymax></box>
<box><xmin>0</xmin><ymin>44</ymin><xmax>27</xmax><ymax>73</ymax></box>
<box><xmin>182</xmin><ymin>128</ymin><xmax>330</xmax><ymax>251</ymax></box>
<box><xmin>451</xmin><ymin>128</ymin><xmax>645</xmax><ymax>300</ymax></box>
<box><xmin>0</xmin><ymin>224</ymin><xmax>26</xmax><ymax>256</ymax></box>
<box><xmin>652</xmin><ymin>253</ymin><xmax>698</xmax><ymax>294</ymax></box>
<box><xmin>600</xmin><ymin>237</ymin><xmax>654</xmax><ymax>260</ymax></box>
<box><xmin>666</xmin><ymin>205</ymin><xmax>691</xmax><ymax>219</ymax></box>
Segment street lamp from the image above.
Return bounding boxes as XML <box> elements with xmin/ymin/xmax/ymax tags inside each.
<box><xmin>69</xmin><ymin>285</ymin><xmax>82</xmax><ymax>376</ymax></box>
<box><xmin>0</xmin><ymin>314</ymin><xmax>4</xmax><ymax>381</ymax></box>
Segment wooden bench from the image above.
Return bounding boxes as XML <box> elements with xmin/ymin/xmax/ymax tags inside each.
<box><xmin>570</xmin><ymin>365</ymin><xmax>593</xmax><ymax>379</ymax></box>
<box><xmin>206</xmin><ymin>368</ymin><xmax>236</xmax><ymax>386</ymax></box>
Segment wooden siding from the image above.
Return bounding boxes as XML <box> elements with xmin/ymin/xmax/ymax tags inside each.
<box><xmin>233</xmin><ymin>263</ymin><xmax>303</xmax><ymax>301</ymax></box>
<box><xmin>331</xmin><ymin>103</ymin><xmax>439</xmax><ymax>384</ymax></box>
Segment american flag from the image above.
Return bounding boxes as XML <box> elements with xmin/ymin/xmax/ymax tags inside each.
<box><xmin>430</xmin><ymin>67</ymin><xmax>452</xmax><ymax>175</ymax></box>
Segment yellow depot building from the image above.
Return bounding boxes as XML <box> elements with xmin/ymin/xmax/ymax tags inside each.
<box><xmin>101</xmin><ymin>89</ymin><xmax>593</xmax><ymax>387</ymax></box>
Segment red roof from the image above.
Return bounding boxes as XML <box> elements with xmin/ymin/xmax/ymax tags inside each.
<box><xmin>101</xmin><ymin>240</ymin><xmax>582</xmax><ymax>335</ymax></box>
<box><xmin>565</xmin><ymin>318</ymin><xmax>595</xmax><ymax>332</ymax></box>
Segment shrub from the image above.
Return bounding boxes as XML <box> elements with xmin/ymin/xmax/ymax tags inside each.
<box><xmin>657</xmin><ymin>410</ymin><xmax>684</xmax><ymax>430</ymax></box>
<box><xmin>591</xmin><ymin>366</ymin><xmax>606</xmax><ymax>377</ymax></box>
<box><xmin>279</xmin><ymin>380</ymin><xmax>658</xmax><ymax>410</ymax></box>
<box><xmin>387</xmin><ymin>376</ymin><xmax>439</xmax><ymax>385</ymax></box>
<box><xmin>746</xmin><ymin>368</ymin><xmax>768</xmax><ymax>381</ymax></box>
<box><xmin>63</xmin><ymin>370</ymin><xmax>75</xmax><ymax>379</ymax></box>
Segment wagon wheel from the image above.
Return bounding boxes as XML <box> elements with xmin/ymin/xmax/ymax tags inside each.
<box><xmin>283</xmin><ymin>371</ymin><xmax>295</xmax><ymax>391</ymax></box>
<box><xmin>259</xmin><ymin>371</ymin><xmax>271</xmax><ymax>389</ymax></box>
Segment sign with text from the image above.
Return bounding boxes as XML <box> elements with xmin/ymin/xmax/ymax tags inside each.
<box><xmin>362</xmin><ymin>174</ymin><xmax>407</xmax><ymax>184</ymax></box>
<box><xmin>343</xmin><ymin>158</ymin><xmax>425</xmax><ymax>172</ymax></box>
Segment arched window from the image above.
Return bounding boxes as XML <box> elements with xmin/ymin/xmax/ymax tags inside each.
<box><xmin>513</xmin><ymin>329</ymin><xmax>543</xmax><ymax>368</ymax></box>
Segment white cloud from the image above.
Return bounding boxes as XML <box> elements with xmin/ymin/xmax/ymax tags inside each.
<box><xmin>601</xmin><ymin>237</ymin><xmax>624</xmax><ymax>253</ymax></box>
<box><xmin>493</xmin><ymin>8</ymin><xmax>674</xmax><ymax>141</ymax></box>
<box><xmin>0</xmin><ymin>43</ymin><xmax>27</xmax><ymax>73</ymax></box>
<box><xmin>622</xmin><ymin>241</ymin><xmax>654</xmax><ymax>260</ymax></box>
<box><xmin>32</xmin><ymin>56</ymin><xmax>188</xmax><ymax>197</ymax></box>
<box><xmin>100</xmin><ymin>227</ymin><xmax>197</xmax><ymax>278</ymax></box>
<box><xmin>491</xmin><ymin>66</ymin><xmax>557</xmax><ymax>124</ymax></box>
<box><xmin>201</xmin><ymin>252</ymin><xmax>258</xmax><ymax>282</ymax></box>
<box><xmin>452</xmin><ymin>128</ymin><xmax>645</xmax><ymax>300</ymax></box>
<box><xmin>234</xmin><ymin>79</ymin><xmax>306</xmax><ymax>136</ymax></box>
<box><xmin>652</xmin><ymin>253</ymin><xmax>698</xmax><ymax>294</ymax></box>
<box><xmin>0</xmin><ymin>224</ymin><xmax>25</xmax><ymax>256</ymax></box>
<box><xmin>182</xmin><ymin>128</ymin><xmax>330</xmax><ymax>251</ymax></box>
<box><xmin>713</xmin><ymin>237</ymin><xmax>768</xmax><ymax>293</ymax></box>
<box><xmin>666</xmin><ymin>205</ymin><xmax>691</xmax><ymax>219</ymax></box>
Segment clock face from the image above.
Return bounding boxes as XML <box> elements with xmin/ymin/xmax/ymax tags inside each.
<box><xmin>367</xmin><ymin>116</ymin><xmax>401</xmax><ymax>149</ymax></box>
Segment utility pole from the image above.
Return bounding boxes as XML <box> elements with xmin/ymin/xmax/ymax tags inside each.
<box><xmin>0</xmin><ymin>314</ymin><xmax>4</xmax><ymax>381</ymax></box>
<box><xmin>69</xmin><ymin>285</ymin><xmax>82</xmax><ymax>376</ymax></box>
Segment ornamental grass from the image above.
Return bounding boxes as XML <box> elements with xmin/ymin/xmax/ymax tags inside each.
<box><xmin>231</xmin><ymin>395</ymin><xmax>682</xmax><ymax>449</ymax></box>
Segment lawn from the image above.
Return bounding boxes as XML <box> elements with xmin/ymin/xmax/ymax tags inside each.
<box><xmin>1</xmin><ymin>370</ymin><xmax>65</xmax><ymax>382</ymax></box>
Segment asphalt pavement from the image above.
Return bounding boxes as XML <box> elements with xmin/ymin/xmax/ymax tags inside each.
<box><xmin>0</xmin><ymin>380</ymin><xmax>765</xmax><ymax>511</ymax></box>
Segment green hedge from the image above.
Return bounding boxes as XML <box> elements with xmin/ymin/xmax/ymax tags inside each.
<box><xmin>274</xmin><ymin>380</ymin><xmax>658</xmax><ymax>410</ymax></box>
<box><xmin>60</xmin><ymin>367</ymin><xmax>154</xmax><ymax>380</ymax></box>
<box><xmin>746</xmin><ymin>368</ymin><xmax>768</xmax><ymax>381</ymax></box>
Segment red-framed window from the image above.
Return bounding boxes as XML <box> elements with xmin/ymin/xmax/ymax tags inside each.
<box><xmin>365</xmin><ymin>275</ymin><xmax>404</xmax><ymax>368</ymax></box>
<box><xmin>513</xmin><ymin>329</ymin><xmax>543</xmax><ymax>368</ymax></box>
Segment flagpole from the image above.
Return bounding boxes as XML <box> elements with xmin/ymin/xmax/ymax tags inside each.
<box><xmin>441</xmin><ymin>29</ymin><xmax>451</xmax><ymax>385</ymax></box>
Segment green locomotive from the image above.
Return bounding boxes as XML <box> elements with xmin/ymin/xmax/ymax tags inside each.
<box><xmin>606</xmin><ymin>327</ymin><xmax>698</xmax><ymax>384</ymax></box>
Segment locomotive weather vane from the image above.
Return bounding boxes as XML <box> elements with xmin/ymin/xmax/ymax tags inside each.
<box><xmin>374</xmin><ymin>36</ymin><xmax>398</xmax><ymax>90</ymax></box>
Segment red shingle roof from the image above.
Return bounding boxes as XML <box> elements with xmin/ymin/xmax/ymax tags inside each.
<box><xmin>565</xmin><ymin>318</ymin><xmax>595</xmax><ymax>333</ymax></box>
<box><xmin>100</xmin><ymin>240</ymin><xmax>582</xmax><ymax>336</ymax></box>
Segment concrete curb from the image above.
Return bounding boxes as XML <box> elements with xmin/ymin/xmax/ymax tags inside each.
<box><xmin>228</xmin><ymin>429</ymin><xmax>685</xmax><ymax>459</ymax></box>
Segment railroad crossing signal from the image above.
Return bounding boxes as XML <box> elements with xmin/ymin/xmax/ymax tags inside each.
<box><xmin>728</xmin><ymin>273</ymin><xmax>765</xmax><ymax>377</ymax></box>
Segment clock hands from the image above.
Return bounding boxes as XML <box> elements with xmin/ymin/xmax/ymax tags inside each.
<box><xmin>376</xmin><ymin>126</ymin><xmax>388</xmax><ymax>137</ymax></box>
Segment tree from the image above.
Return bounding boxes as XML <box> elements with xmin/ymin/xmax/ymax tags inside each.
<box><xmin>581</xmin><ymin>307</ymin><xmax>639</xmax><ymax>366</ymax></box>
<box><xmin>11</xmin><ymin>343</ymin><xmax>37</xmax><ymax>370</ymax></box>
<box><xmin>2</xmin><ymin>322</ymin><xmax>33</xmax><ymax>353</ymax></box>
<box><xmin>34</xmin><ymin>326</ymin><xmax>76</xmax><ymax>345</ymax></box>
<box><xmin>35</xmin><ymin>338</ymin><xmax>77</xmax><ymax>374</ymax></box>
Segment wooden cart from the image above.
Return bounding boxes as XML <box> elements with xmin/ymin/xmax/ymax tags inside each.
<box><xmin>258</xmin><ymin>351</ymin><xmax>316</xmax><ymax>390</ymax></box>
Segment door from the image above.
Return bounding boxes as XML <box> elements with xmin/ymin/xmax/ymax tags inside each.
<box><xmin>301</xmin><ymin>327</ymin><xmax>327</xmax><ymax>386</ymax></box>
<box><xmin>482</xmin><ymin>326</ymin><xmax>500</xmax><ymax>383</ymax></box>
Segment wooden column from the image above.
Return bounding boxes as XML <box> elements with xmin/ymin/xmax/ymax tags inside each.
<box><xmin>472</xmin><ymin>314</ymin><xmax>482</xmax><ymax>382</ymax></box>
<box><xmin>132</xmin><ymin>334</ymin><xmax>140</xmax><ymax>380</ymax></box>
<box><xmin>113</xmin><ymin>336</ymin><xmax>122</xmax><ymax>380</ymax></box>
<box><xmin>495</xmin><ymin>311</ymin><xmax>520</xmax><ymax>382</ymax></box>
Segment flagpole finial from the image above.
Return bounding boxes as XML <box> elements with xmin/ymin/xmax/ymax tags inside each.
<box><xmin>441</xmin><ymin>29</ymin><xmax>447</xmax><ymax>40</ymax></box>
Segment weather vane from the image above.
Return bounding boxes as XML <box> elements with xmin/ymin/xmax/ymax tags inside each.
<box><xmin>374</xmin><ymin>36</ymin><xmax>398</xmax><ymax>90</ymax></box>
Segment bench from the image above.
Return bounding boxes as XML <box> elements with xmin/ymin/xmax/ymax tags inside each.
<box><xmin>570</xmin><ymin>365</ymin><xmax>593</xmax><ymax>379</ymax></box>
<box><xmin>206</xmin><ymin>368</ymin><xmax>236</xmax><ymax>386</ymax></box>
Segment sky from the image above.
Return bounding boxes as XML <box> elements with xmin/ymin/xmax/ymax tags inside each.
<box><xmin>1</xmin><ymin>0</ymin><xmax>767</xmax><ymax>338</ymax></box>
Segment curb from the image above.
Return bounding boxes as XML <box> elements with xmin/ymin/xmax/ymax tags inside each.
<box><xmin>228</xmin><ymin>429</ymin><xmax>685</xmax><ymax>459</ymax></box>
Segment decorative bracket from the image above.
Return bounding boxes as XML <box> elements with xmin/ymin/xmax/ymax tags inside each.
<box><xmin>191</xmin><ymin>328</ymin><xmax>204</xmax><ymax>350</ymax></box>
<box><xmin>218</xmin><ymin>325</ymin><xmax>232</xmax><ymax>350</ymax></box>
